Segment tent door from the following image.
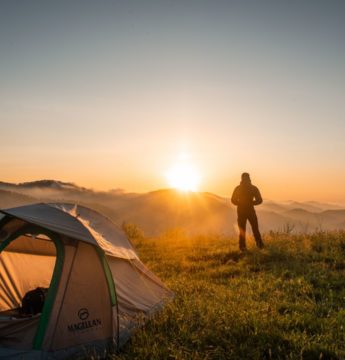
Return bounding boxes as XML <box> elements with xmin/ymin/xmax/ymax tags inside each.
<box><xmin>0</xmin><ymin>227</ymin><xmax>63</xmax><ymax>350</ymax></box>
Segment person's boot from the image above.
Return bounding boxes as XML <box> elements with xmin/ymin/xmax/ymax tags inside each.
<box><xmin>256</xmin><ymin>240</ymin><xmax>264</xmax><ymax>249</ymax></box>
<box><xmin>239</xmin><ymin>237</ymin><xmax>247</xmax><ymax>252</ymax></box>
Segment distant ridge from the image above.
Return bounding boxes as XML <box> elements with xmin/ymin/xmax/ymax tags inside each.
<box><xmin>0</xmin><ymin>180</ymin><xmax>344</xmax><ymax>234</ymax></box>
<box><xmin>20</xmin><ymin>180</ymin><xmax>78</xmax><ymax>189</ymax></box>
<box><xmin>0</xmin><ymin>180</ymin><xmax>86</xmax><ymax>191</ymax></box>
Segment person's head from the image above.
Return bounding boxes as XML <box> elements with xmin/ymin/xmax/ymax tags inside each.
<box><xmin>241</xmin><ymin>172</ymin><xmax>251</xmax><ymax>183</ymax></box>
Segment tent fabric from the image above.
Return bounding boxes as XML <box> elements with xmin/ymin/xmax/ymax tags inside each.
<box><xmin>0</xmin><ymin>203</ymin><xmax>173</xmax><ymax>358</ymax></box>
<box><xmin>41</xmin><ymin>244</ymin><xmax>77</xmax><ymax>350</ymax></box>
<box><xmin>50</xmin><ymin>203</ymin><xmax>139</xmax><ymax>260</ymax></box>
<box><xmin>0</xmin><ymin>315</ymin><xmax>40</xmax><ymax>349</ymax></box>
<box><xmin>53</xmin><ymin>203</ymin><xmax>173</xmax><ymax>337</ymax></box>
<box><xmin>44</xmin><ymin>241</ymin><xmax>114</xmax><ymax>351</ymax></box>
<box><xmin>1</xmin><ymin>204</ymin><xmax>96</xmax><ymax>245</ymax></box>
<box><xmin>0</xmin><ymin>339</ymin><xmax>117</xmax><ymax>360</ymax></box>
<box><xmin>0</xmin><ymin>250</ymin><xmax>56</xmax><ymax>311</ymax></box>
<box><xmin>108</xmin><ymin>257</ymin><xmax>170</xmax><ymax>315</ymax></box>
<box><xmin>4</xmin><ymin>234</ymin><xmax>56</xmax><ymax>256</ymax></box>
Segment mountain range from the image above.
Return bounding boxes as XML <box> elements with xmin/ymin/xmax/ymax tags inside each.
<box><xmin>0</xmin><ymin>180</ymin><xmax>344</xmax><ymax>235</ymax></box>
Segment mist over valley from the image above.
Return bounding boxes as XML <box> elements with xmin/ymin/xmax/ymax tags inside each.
<box><xmin>1</xmin><ymin>180</ymin><xmax>344</xmax><ymax>236</ymax></box>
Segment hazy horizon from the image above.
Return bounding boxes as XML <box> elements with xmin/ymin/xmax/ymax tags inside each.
<box><xmin>2</xmin><ymin>178</ymin><xmax>345</xmax><ymax>207</ymax></box>
<box><xmin>1</xmin><ymin>1</ymin><xmax>345</xmax><ymax>202</ymax></box>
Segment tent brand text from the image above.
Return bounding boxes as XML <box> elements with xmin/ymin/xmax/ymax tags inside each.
<box><xmin>68</xmin><ymin>318</ymin><xmax>102</xmax><ymax>332</ymax></box>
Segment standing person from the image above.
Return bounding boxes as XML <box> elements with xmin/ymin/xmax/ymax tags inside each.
<box><xmin>231</xmin><ymin>172</ymin><xmax>264</xmax><ymax>251</ymax></box>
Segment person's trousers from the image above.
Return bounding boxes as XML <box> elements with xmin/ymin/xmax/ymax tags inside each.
<box><xmin>237</xmin><ymin>208</ymin><xmax>263</xmax><ymax>250</ymax></box>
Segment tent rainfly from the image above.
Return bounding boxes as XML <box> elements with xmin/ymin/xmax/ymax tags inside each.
<box><xmin>0</xmin><ymin>203</ymin><xmax>173</xmax><ymax>359</ymax></box>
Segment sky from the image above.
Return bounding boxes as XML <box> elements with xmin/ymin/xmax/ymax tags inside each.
<box><xmin>1</xmin><ymin>0</ymin><xmax>345</xmax><ymax>202</ymax></box>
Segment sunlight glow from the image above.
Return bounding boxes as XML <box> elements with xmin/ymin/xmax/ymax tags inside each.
<box><xmin>166</xmin><ymin>163</ymin><xmax>201</xmax><ymax>192</ymax></box>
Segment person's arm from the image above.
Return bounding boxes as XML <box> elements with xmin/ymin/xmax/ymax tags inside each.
<box><xmin>231</xmin><ymin>187</ymin><xmax>239</xmax><ymax>205</ymax></box>
<box><xmin>253</xmin><ymin>187</ymin><xmax>263</xmax><ymax>205</ymax></box>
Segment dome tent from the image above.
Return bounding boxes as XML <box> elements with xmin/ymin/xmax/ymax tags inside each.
<box><xmin>0</xmin><ymin>203</ymin><xmax>173</xmax><ymax>359</ymax></box>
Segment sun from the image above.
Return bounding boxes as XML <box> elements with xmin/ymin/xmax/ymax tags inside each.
<box><xmin>166</xmin><ymin>163</ymin><xmax>201</xmax><ymax>192</ymax></box>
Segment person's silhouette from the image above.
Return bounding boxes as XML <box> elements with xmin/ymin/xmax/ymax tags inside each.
<box><xmin>231</xmin><ymin>173</ymin><xmax>264</xmax><ymax>251</ymax></box>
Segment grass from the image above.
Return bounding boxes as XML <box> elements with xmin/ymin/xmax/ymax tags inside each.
<box><xmin>111</xmin><ymin>229</ymin><xmax>345</xmax><ymax>359</ymax></box>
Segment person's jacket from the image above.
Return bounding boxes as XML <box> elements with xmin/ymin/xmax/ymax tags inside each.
<box><xmin>231</xmin><ymin>181</ymin><xmax>263</xmax><ymax>210</ymax></box>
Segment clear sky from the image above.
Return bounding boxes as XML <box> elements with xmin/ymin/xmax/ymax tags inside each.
<box><xmin>1</xmin><ymin>0</ymin><xmax>344</xmax><ymax>202</ymax></box>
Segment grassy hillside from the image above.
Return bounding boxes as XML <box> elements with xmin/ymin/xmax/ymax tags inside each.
<box><xmin>114</xmin><ymin>230</ymin><xmax>345</xmax><ymax>359</ymax></box>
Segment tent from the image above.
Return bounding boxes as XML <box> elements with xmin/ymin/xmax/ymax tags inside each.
<box><xmin>0</xmin><ymin>203</ymin><xmax>173</xmax><ymax>359</ymax></box>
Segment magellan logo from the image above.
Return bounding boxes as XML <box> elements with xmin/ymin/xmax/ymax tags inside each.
<box><xmin>67</xmin><ymin>308</ymin><xmax>102</xmax><ymax>333</ymax></box>
<box><xmin>78</xmin><ymin>308</ymin><xmax>89</xmax><ymax>321</ymax></box>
